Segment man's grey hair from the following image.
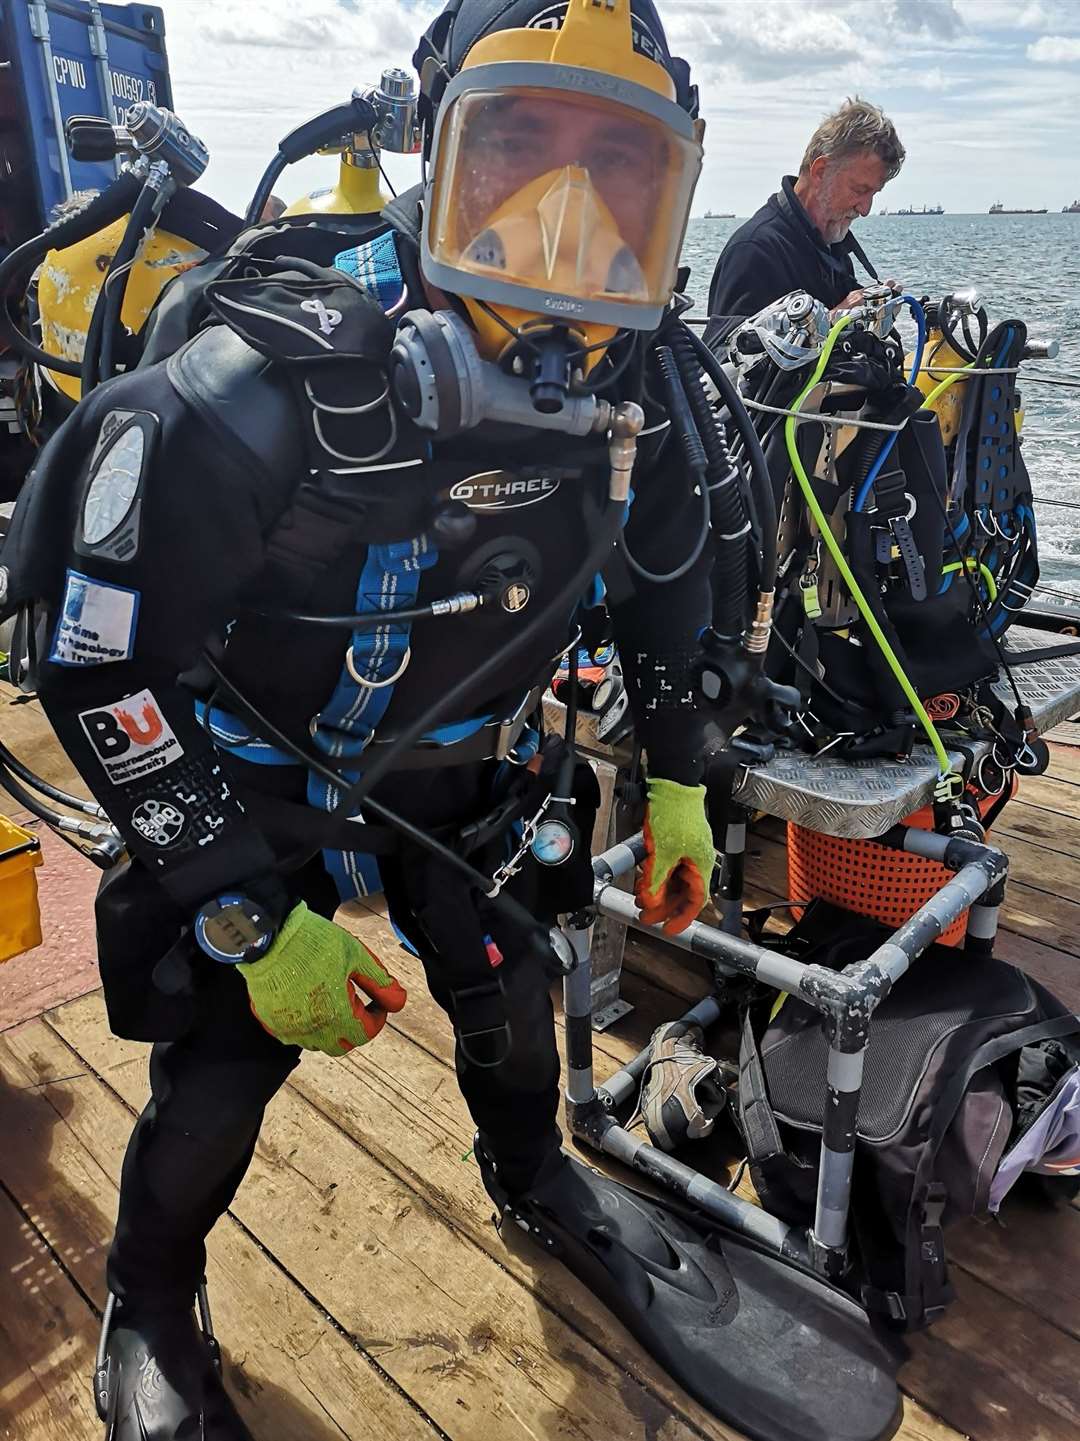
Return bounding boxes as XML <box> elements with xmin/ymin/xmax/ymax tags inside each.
<box><xmin>799</xmin><ymin>97</ymin><xmax>905</xmax><ymax>181</ymax></box>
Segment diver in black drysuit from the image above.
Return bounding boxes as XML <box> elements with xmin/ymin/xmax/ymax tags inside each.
<box><xmin>0</xmin><ymin>4</ymin><xmax>904</xmax><ymax>1439</ymax></box>
<box><xmin>18</xmin><ymin>242</ymin><xmax>713</xmax><ymax>1432</ymax></box>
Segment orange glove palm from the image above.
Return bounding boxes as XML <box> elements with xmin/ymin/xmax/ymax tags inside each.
<box><xmin>635</xmin><ymin>778</ymin><xmax>715</xmax><ymax>935</ymax></box>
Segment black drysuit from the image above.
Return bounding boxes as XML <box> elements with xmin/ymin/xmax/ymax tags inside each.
<box><xmin>7</xmin><ymin>228</ymin><xmax>710</xmax><ymax>1308</ymax></box>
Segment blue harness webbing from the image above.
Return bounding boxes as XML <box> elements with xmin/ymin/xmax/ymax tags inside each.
<box><xmin>307</xmin><ymin>531</ymin><xmax>440</xmax><ymax>899</ymax></box>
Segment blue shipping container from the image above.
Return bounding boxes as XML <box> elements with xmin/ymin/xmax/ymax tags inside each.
<box><xmin>1</xmin><ymin>0</ymin><xmax>171</xmax><ymax>240</ymax></box>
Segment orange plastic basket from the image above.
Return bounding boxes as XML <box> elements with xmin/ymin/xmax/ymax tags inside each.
<box><xmin>786</xmin><ymin>793</ymin><xmax>1004</xmax><ymax>949</ymax></box>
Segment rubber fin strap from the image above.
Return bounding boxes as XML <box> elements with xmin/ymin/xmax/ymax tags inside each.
<box><xmin>308</xmin><ymin>533</ymin><xmax>441</xmax><ymax>900</ymax></box>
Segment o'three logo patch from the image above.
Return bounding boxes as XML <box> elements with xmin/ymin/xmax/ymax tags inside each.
<box><xmin>449</xmin><ymin>472</ymin><xmax>561</xmax><ymax>511</ymax></box>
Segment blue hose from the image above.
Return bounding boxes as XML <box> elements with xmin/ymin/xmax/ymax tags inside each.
<box><xmin>853</xmin><ymin>295</ymin><xmax>927</xmax><ymax>513</ymax></box>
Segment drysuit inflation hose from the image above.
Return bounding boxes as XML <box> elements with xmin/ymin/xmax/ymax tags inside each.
<box><xmin>785</xmin><ymin>314</ymin><xmax>951</xmax><ymax>774</ymax></box>
<box><xmin>0</xmin><ymin>170</ymin><xmax>144</xmax><ymax>377</ymax></box>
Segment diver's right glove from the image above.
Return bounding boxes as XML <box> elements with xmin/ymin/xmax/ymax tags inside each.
<box><xmin>237</xmin><ymin>902</ymin><xmax>406</xmax><ymax>1055</ymax></box>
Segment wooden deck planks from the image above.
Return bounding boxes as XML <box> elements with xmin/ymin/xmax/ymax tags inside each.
<box><xmin>44</xmin><ymin>1001</ymin><xmax>742</xmax><ymax>1441</ymax></box>
<box><xmin>5</xmin><ymin>749</ymin><xmax>1080</xmax><ymax>1441</ymax></box>
<box><xmin>42</xmin><ymin>985</ymin><xmax>964</xmax><ymax>1441</ymax></box>
<box><xmin>0</xmin><ymin>1187</ymin><xmax>101</xmax><ymax>1441</ymax></box>
<box><xmin>0</xmin><ymin>1024</ymin><xmax>448</xmax><ymax>1441</ymax></box>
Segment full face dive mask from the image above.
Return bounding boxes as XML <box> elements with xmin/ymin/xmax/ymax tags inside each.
<box><xmin>420</xmin><ymin>0</ymin><xmax>703</xmax><ymax>373</ymax></box>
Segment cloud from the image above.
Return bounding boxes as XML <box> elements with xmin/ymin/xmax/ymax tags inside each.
<box><xmin>1028</xmin><ymin>35</ymin><xmax>1080</xmax><ymax>61</ymax></box>
<box><xmin>150</xmin><ymin>0</ymin><xmax>1078</xmax><ymax>217</ymax></box>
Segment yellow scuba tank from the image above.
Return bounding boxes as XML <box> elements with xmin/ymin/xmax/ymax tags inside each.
<box><xmin>36</xmin><ymin>219</ymin><xmax>209</xmax><ymax>402</ymax></box>
<box><xmin>908</xmin><ymin>326</ymin><xmax>969</xmax><ymax>446</ymax></box>
<box><xmin>284</xmin><ymin>132</ymin><xmax>389</xmax><ymax>217</ymax></box>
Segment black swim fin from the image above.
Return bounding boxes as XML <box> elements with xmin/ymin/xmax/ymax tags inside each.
<box><xmin>94</xmin><ymin>1294</ymin><xmax>254</xmax><ymax>1440</ymax></box>
<box><xmin>477</xmin><ymin>1142</ymin><xmax>902</xmax><ymax>1441</ymax></box>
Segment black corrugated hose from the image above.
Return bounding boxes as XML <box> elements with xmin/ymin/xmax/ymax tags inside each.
<box><xmin>677</xmin><ymin>322</ymin><xmax>778</xmax><ymax>593</ymax></box>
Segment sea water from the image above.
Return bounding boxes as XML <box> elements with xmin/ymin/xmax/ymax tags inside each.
<box><xmin>681</xmin><ymin>212</ymin><xmax>1080</xmax><ymax>595</ymax></box>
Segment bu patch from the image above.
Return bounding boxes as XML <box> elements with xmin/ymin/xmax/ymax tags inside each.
<box><xmin>78</xmin><ymin>688</ymin><xmax>184</xmax><ymax>786</ymax></box>
<box><xmin>50</xmin><ymin>570</ymin><xmax>139</xmax><ymax>667</ymax></box>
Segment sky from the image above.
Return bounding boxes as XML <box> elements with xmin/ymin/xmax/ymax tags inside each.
<box><xmin>153</xmin><ymin>0</ymin><xmax>1080</xmax><ymax>218</ymax></box>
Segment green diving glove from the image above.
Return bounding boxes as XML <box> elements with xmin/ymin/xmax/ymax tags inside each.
<box><xmin>237</xmin><ymin>902</ymin><xmax>407</xmax><ymax>1055</ymax></box>
<box><xmin>635</xmin><ymin>777</ymin><xmax>715</xmax><ymax>936</ymax></box>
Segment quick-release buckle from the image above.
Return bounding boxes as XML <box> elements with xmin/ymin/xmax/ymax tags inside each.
<box><xmin>922</xmin><ymin>1182</ymin><xmax>948</xmax><ymax>1232</ymax></box>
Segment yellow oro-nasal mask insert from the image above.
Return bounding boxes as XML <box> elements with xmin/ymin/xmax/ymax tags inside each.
<box><xmin>460</xmin><ymin>165</ymin><xmax>649</xmax><ymax>304</ymax></box>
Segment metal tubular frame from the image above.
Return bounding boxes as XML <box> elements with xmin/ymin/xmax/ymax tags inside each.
<box><xmin>564</xmin><ymin>826</ymin><xmax>1009</xmax><ymax>1281</ymax></box>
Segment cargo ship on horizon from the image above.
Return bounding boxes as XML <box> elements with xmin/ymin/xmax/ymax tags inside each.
<box><xmin>990</xmin><ymin>202</ymin><xmax>1048</xmax><ymax>214</ymax></box>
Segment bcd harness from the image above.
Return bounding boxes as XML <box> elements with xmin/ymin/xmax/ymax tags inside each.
<box><xmin>194</xmin><ymin>228</ymin><xmax>551</xmax><ymax>902</ymax></box>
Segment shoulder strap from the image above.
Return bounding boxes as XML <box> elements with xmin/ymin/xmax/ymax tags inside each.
<box><xmin>737</xmin><ymin>1008</ymin><xmax>786</xmax><ymax>1164</ymax></box>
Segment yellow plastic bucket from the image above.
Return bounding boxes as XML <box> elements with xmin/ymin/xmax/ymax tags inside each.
<box><xmin>0</xmin><ymin>814</ymin><xmax>43</xmax><ymax>963</ymax></box>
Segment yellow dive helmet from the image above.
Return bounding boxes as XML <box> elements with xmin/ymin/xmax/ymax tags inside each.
<box><xmin>36</xmin><ymin>188</ymin><xmax>241</xmax><ymax>401</ymax></box>
<box><xmin>416</xmin><ymin>0</ymin><xmax>703</xmax><ymax>365</ymax></box>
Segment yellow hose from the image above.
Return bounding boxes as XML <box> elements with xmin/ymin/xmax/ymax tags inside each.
<box><xmin>920</xmin><ymin>365</ymin><xmax>972</xmax><ymax>412</ymax></box>
<box><xmin>941</xmin><ymin>558</ymin><xmax>998</xmax><ymax>602</ymax></box>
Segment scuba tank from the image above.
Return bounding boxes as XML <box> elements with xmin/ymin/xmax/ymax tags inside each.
<box><xmin>283</xmin><ymin>130</ymin><xmax>388</xmax><ymax>218</ymax></box>
<box><xmin>36</xmin><ymin>197</ymin><xmax>232</xmax><ymax>403</ymax></box>
<box><xmin>251</xmin><ymin>69</ymin><xmax>419</xmax><ymax>225</ymax></box>
<box><xmin>0</xmin><ymin>102</ymin><xmax>227</xmax><ymax>408</ymax></box>
<box><xmin>907</xmin><ymin>290</ymin><xmax>990</xmax><ymax>447</ymax></box>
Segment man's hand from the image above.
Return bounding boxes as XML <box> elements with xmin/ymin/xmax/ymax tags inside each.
<box><xmin>238</xmin><ymin>902</ymin><xmax>406</xmax><ymax>1055</ymax></box>
<box><xmin>829</xmin><ymin>279</ymin><xmax>903</xmax><ymax>320</ymax></box>
<box><xmin>635</xmin><ymin>778</ymin><xmax>716</xmax><ymax>936</ymax></box>
<box><xmin>830</xmin><ymin>287</ymin><xmax>866</xmax><ymax>318</ymax></box>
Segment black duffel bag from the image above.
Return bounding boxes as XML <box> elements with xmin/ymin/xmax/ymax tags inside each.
<box><xmin>737</xmin><ymin>904</ymin><xmax>1080</xmax><ymax>1330</ymax></box>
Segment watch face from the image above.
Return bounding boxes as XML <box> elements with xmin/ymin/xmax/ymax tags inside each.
<box><xmin>197</xmin><ymin>895</ymin><xmax>272</xmax><ymax>962</ymax></box>
<box><xmin>82</xmin><ymin>425</ymin><xmax>144</xmax><ymax>544</ymax></box>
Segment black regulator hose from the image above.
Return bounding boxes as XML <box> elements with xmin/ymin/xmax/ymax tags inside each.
<box><xmin>680</xmin><ymin>323</ymin><xmax>778</xmax><ymax>592</ymax></box>
<box><xmin>0</xmin><ymin>170</ymin><xmax>144</xmax><ymax>376</ymax></box>
<box><xmin>244</xmin><ymin>96</ymin><xmax>379</xmax><ymax>227</ymax></box>
<box><xmin>617</xmin><ymin>344</ymin><xmax>712</xmax><ymax>585</ymax></box>
<box><xmin>87</xmin><ymin>178</ymin><xmax>164</xmax><ymax>392</ymax></box>
<box><xmin>666</xmin><ymin>326</ymin><xmax>755</xmax><ymax>640</ymax></box>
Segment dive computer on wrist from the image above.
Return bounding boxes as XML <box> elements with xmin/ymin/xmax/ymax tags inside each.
<box><xmin>194</xmin><ymin>892</ymin><xmax>278</xmax><ymax>964</ymax></box>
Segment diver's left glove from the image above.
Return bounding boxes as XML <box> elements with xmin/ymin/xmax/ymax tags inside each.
<box><xmin>237</xmin><ymin>902</ymin><xmax>406</xmax><ymax>1055</ymax></box>
<box><xmin>635</xmin><ymin>777</ymin><xmax>715</xmax><ymax>936</ymax></box>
